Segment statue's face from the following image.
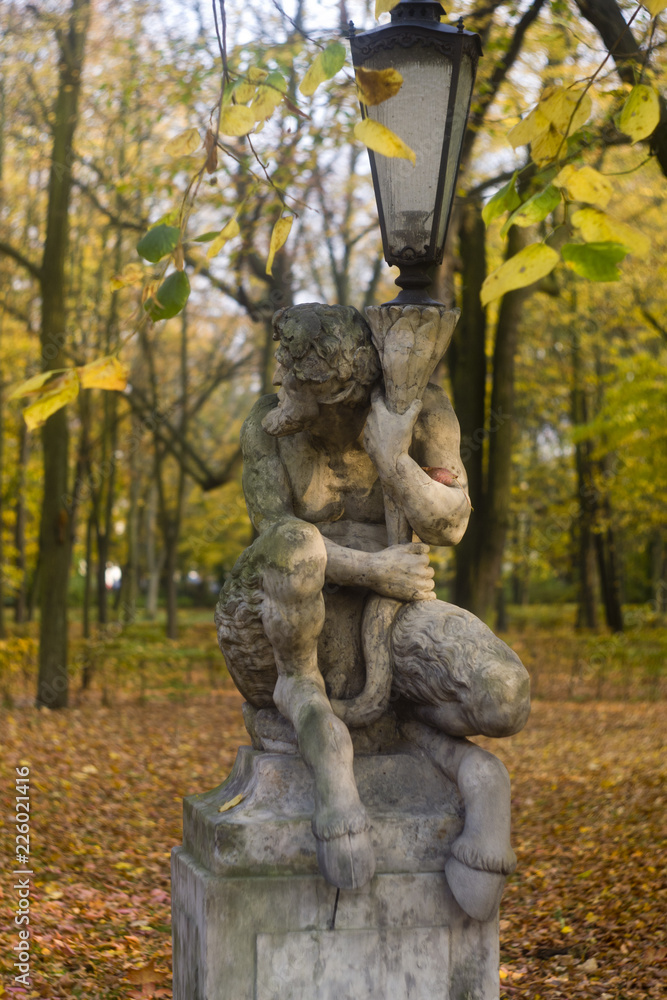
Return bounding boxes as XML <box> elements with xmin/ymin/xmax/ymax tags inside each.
<box><xmin>272</xmin><ymin>361</ymin><xmax>346</xmax><ymax>403</ymax></box>
<box><xmin>262</xmin><ymin>359</ymin><xmax>354</xmax><ymax>438</ymax></box>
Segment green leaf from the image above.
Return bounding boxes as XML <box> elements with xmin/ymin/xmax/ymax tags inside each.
<box><xmin>299</xmin><ymin>42</ymin><xmax>346</xmax><ymax>97</ymax></box>
<box><xmin>192</xmin><ymin>231</ymin><xmax>220</xmax><ymax>243</ymax></box>
<box><xmin>561</xmin><ymin>241</ymin><xmax>629</xmax><ymax>281</ymax></box>
<box><xmin>482</xmin><ymin>173</ymin><xmax>520</xmax><ymax>226</ymax></box>
<box><xmin>144</xmin><ymin>270</ymin><xmax>191</xmax><ymax>321</ymax></box>
<box><xmin>501</xmin><ymin>185</ymin><xmax>561</xmax><ymax>236</ymax></box>
<box><xmin>136</xmin><ymin>225</ymin><xmax>181</xmax><ymax>263</ymax></box>
<box><xmin>321</xmin><ymin>42</ymin><xmax>346</xmax><ymax>78</ymax></box>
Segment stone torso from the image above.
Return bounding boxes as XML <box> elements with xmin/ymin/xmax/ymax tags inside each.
<box><xmin>277</xmin><ymin>422</ymin><xmax>387</xmax><ymax>528</ymax></box>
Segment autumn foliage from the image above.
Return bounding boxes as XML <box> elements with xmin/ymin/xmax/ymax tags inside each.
<box><xmin>0</xmin><ymin>625</ymin><xmax>665</xmax><ymax>999</ymax></box>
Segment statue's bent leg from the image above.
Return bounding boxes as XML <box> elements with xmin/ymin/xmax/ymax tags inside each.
<box><xmin>403</xmin><ymin>724</ymin><xmax>514</xmax><ymax>921</ymax></box>
<box><xmin>392</xmin><ymin>601</ymin><xmax>529</xmax><ymax>920</ymax></box>
<box><xmin>260</xmin><ymin>519</ymin><xmax>376</xmax><ymax>889</ymax></box>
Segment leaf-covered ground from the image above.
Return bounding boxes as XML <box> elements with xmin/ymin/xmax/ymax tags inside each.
<box><xmin>0</xmin><ymin>691</ymin><xmax>664</xmax><ymax>999</ymax></box>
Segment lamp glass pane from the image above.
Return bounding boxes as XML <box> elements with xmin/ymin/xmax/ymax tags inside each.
<box><xmin>436</xmin><ymin>54</ymin><xmax>473</xmax><ymax>248</ymax></box>
<box><xmin>363</xmin><ymin>47</ymin><xmax>452</xmax><ymax>261</ymax></box>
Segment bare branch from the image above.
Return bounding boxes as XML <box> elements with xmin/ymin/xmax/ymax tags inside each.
<box><xmin>0</xmin><ymin>240</ymin><xmax>42</xmax><ymax>281</ymax></box>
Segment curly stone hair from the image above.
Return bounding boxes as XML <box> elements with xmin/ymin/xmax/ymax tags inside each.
<box><xmin>272</xmin><ymin>303</ymin><xmax>381</xmax><ymax>389</ymax></box>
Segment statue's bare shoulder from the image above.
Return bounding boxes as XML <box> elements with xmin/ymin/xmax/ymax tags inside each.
<box><xmin>241</xmin><ymin>394</ymin><xmax>293</xmax><ymax>532</ymax></box>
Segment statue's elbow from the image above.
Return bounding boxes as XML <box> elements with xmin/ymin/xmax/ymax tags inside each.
<box><xmin>418</xmin><ymin>510</ymin><xmax>469</xmax><ymax>547</ymax></box>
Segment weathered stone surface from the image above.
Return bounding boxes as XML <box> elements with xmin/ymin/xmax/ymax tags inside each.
<box><xmin>183</xmin><ymin>746</ymin><xmax>464</xmax><ymax>878</ymax></box>
<box><xmin>255</xmin><ymin>927</ymin><xmax>449</xmax><ymax>999</ymax></box>
<box><xmin>172</xmin><ymin>847</ymin><xmax>501</xmax><ymax>1000</ymax></box>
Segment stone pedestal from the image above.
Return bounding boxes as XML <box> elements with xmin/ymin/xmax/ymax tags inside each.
<box><xmin>172</xmin><ymin>746</ymin><xmax>502</xmax><ymax>1000</ymax></box>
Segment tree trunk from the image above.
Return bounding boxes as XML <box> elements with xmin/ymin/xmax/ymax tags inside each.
<box><xmin>14</xmin><ymin>418</ymin><xmax>29</xmax><ymax>624</ymax></box>
<box><xmin>595</xmin><ymin>511</ymin><xmax>624</xmax><ymax>632</ymax></box>
<box><xmin>571</xmin><ymin>336</ymin><xmax>599</xmax><ymax>629</ymax></box>
<box><xmin>145</xmin><ymin>483</ymin><xmax>161</xmax><ymax>620</ymax></box>
<box><xmin>0</xmin><ymin>313</ymin><xmax>5</xmax><ymax>639</ymax></box>
<box><xmin>82</xmin><ymin>511</ymin><xmax>93</xmax><ymax>640</ymax></box>
<box><xmin>37</xmin><ymin>0</ymin><xmax>92</xmax><ymax>709</ymax></box>
<box><xmin>165</xmin><ymin>527</ymin><xmax>179</xmax><ymax>641</ymax></box>
<box><xmin>650</xmin><ymin>530</ymin><xmax>666</xmax><ymax>612</ymax></box>
<box><xmin>449</xmin><ymin>198</ymin><xmax>487</xmax><ymax>610</ymax></box>
<box><xmin>451</xmin><ymin>219</ymin><xmax>527</xmax><ymax>620</ymax></box>
<box><xmin>96</xmin><ymin>522</ymin><xmax>109</xmax><ymax>624</ymax></box>
<box><xmin>473</xmin><ymin>226</ymin><xmax>527</xmax><ymax>618</ymax></box>
<box><xmin>120</xmin><ymin>414</ymin><xmax>141</xmax><ymax>622</ymax></box>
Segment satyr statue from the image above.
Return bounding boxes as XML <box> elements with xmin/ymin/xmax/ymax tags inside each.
<box><xmin>215</xmin><ymin>302</ymin><xmax>530</xmax><ymax>921</ymax></box>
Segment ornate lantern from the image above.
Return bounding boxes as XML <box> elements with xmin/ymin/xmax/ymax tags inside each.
<box><xmin>350</xmin><ymin>1</ymin><xmax>482</xmax><ymax>303</ymax></box>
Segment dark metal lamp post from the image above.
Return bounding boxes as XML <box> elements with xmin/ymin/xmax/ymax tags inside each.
<box><xmin>350</xmin><ymin>0</ymin><xmax>482</xmax><ymax>304</ymax></box>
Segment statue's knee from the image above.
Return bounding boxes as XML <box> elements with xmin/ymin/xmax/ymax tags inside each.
<box><xmin>478</xmin><ymin>662</ymin><xmax>530</xmax><ymax>737</ymax></box>
<box><xmin>262</xmin><ymin>520</ymin><xmax>326</xmax><ymax>598</ymax></box>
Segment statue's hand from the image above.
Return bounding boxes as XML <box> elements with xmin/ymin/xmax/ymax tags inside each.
<box><xmin>363</xmin><ymin>390</ymin><xmax>422</xmax><ymax>479</ymax></box>
<box><xmin>262</xmin><ymin>388</ymin><xmax>320</xmax><ymax>437</ymax></box>
<box><xmin>367</xmin><ymin>543</ymin><xmax>435</xmax><ymax>602</ymax></box>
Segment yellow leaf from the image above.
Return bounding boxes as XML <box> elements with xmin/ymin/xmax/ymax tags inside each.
<box><xmin>9</xmin><ymin>370</ymin><xmax>65</xmax><ymax>401</ymax></box>
<box><xmin>554</xmin><ymin>165</ymin><xmax>614</xmax><ymax>209</ymax></box>
<box><xmin>220</xmin><ymin>105</ymin><xmax>256</xmax><ymax>137</ymax></box>
<box><xmin>571</xmin><ymin>208</ymin><xmax>650</xmax><ymax>256</ymax></box>
<box><xmin>531</xmin><ymin>125</ymin><xmax>564</xmax><ymax>165</ymax></box>
<box><xmin>234</xmin><ymin>81</ymin><xmax>256</xmax><ymax>104</ymax></box>
<box><xmin>77</xmin><ymin>355</ymin><xmax>128</xmax><ymax>391</ymax></box>
<box><xmin>110</xmin><ymin>262</ymin><xmax>144</xmax><ymax>290</ymax></box>
<box><xmin>375</xmin><ymin>0</ymin><xmax>400</xmax><ymax>16</ymax></box>
<box><xmin>23</xmin><ymin>371</ymin><xmax>80</xmax><ymax>431</ymax></box>
<box><xmin>643</xmin><ymin>0</ymin><xmax>667</xmax><ymax>15</ymax></box>
<box><xmin>354</xmin><ymin>118</ymin><xmax>416</xmax><ymax>165</ymax></box>
<box><xmin>164</xmin><ymin>128</ymin><xmax>201</xmax><ymax>157</ymax></box>
<box><xmin>507</xmin><ymin>108</ymin><xmax>550</xmax><ymax>149</ymax></box>
<box><xmin>206</xmin><ymin>218</ymin><xmax>241</xmax><ymax>259</ymax></box>
<box><xmin>218</xmin><ymin>792</ymin><xmax>245</xmax><ymax>813</ymax></box>
<box><xmin>251</xmin><ymin>86</ymin><xmax>283</xmax><ymax>122</ymax></box>
<box><xmin>300</xmin><ymin>57</ymin><xmax>326</xmax><ymax>97</ymax></box>
<box><xmin>618</xmin><ymin>84</ymin><xmax>660</xmax><ymax>143</ymax></box>
<box><xmin>356</xmin><ymin>67</ymin><xmax>403</xmax><ymax>106</ymax></box>
<box><xmin>561</xmin><ymin>924</ymin><xmax>573</xmax><ymax>934</ymax></box>
<box><xmin>248</xmin><ymin>67</ymin><xmax>268</xmax><ymax>84</ymax></box>
<box><xmin>539</xmin><ymin>87</ymin><xmax>592</xmax><ymax>135</ymax></box>
<box><xmin>480</xmin><ymin>243</ymin><xmax>559</xmax><ymax>306</ymax></box>
<box><xmin>266</xmin><ymin>216</ymin><xmax>293</xmax><ymax>276</ymax></box>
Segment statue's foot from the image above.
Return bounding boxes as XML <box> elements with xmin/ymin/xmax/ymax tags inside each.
<box><xmin>445</xmin><ymin>856</ymin><xmax>506</xmax><ymax>923</ymax></box>
<box><xmin>316</xmin><ymin>828</ymin><xmax>376</xmax><ymax>889</ymax></box>
<box><xmin>312</xmin><ymin>802</ymin><xmax>375</xmax><ymax>889</ymax></box>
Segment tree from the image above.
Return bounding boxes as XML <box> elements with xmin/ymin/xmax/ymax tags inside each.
<box><xmin>0</xmin><ymin>0</ymin><xmax>92</xmax><ymax>706</ymax></box>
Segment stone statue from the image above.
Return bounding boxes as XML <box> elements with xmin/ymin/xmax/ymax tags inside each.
<box><xmin>215</xmin><ymin>302</ymin><xmax>530</xmax><ymax>922</ymax></box>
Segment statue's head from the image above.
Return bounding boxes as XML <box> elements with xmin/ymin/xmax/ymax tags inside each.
<box><xmin>262</xmin><ymin>303</ymin><xmax>382</xmax><ymax>437</ymax></box>
<box><xmin>272</xmin><ymin>303</ymin><xmax>381</xmax><ymax>390</ymax></box>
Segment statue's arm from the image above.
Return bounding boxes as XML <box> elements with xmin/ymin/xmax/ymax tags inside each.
<box><xmin>241</xmin><ymin>397</ymin><xmax>435</xmax><ymax>600</ymax></box>
<box><xmin>240</xmin><ymin>395</ymin><xmax>295</xmax><ymax>532</ymax></box>
<box><xmin>363</xmin><ymin>383</ymin><xmax>471</xmax><ymax>547</ymax></box>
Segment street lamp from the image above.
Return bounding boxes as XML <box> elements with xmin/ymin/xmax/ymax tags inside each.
<box><xmin>349</xmin><ymin>0</ymin><xmax>482</xmax><ymax>304</ymax></box>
